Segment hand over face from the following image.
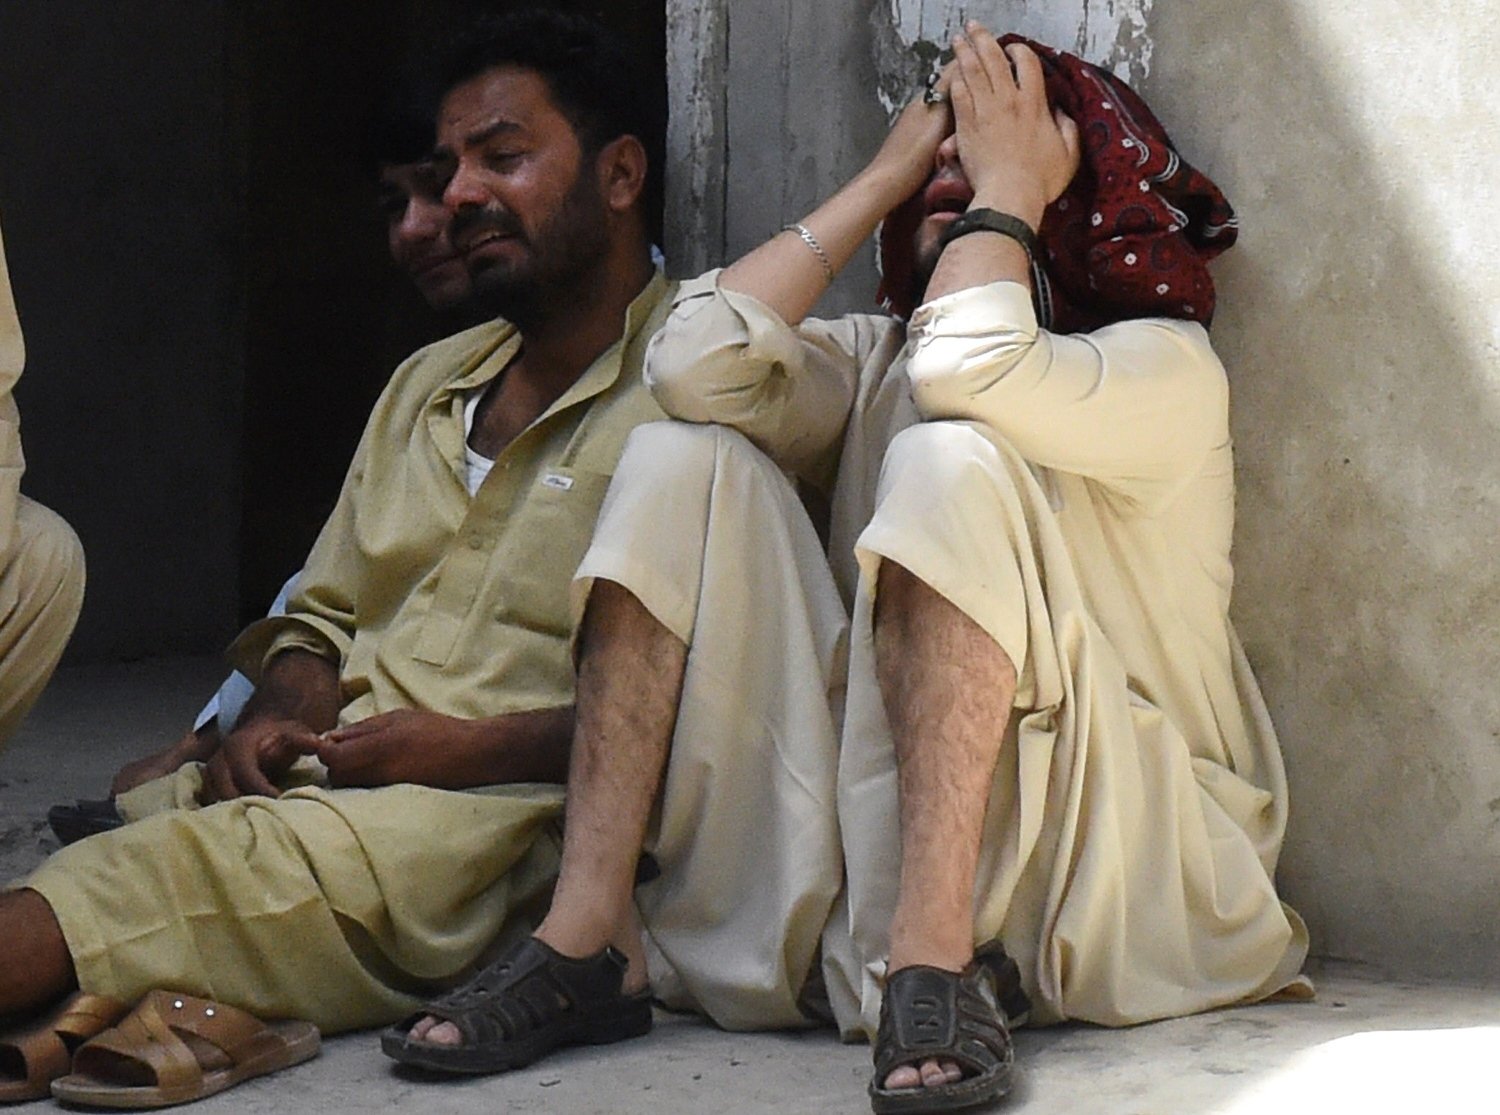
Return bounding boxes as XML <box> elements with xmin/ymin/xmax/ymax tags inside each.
<box><xmin>202</xmin><ymin>718</ymin><xmax>322</xmax><ymax>803</ymax></box>
<box><xmin>949</xmin><ymin>24</ymin><xmax>1080</xmax><ymax>228</ymax></box>
<box><xmin>868</xmin><ymin>60</ymin><xmax>959</xmax><ymax>204</ymax></box>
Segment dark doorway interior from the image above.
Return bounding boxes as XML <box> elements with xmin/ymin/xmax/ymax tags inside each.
<box><xmin>0</xmin><ymin>0</ymin><xmax>666</xmax><ymax>662</ymax></box>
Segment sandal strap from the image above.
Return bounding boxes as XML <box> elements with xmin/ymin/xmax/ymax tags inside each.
<box><xmin>418</xmin><ymin>938</ymin><xmax>631</xmax><ymax>1047</ymax></box>
<box><xmin>0</xmin><ymin>991</ymin><xmax>128</xmax><ymax>1092</ymax></box>
<box><xmin>873</xmin><ymin>958</ymin><xmax>1014</xmax><ymax>1080</ymax></box>
<box><xmin>974</xmin><ymin>941</ymin><xmax>1033</xmax><ymax>1025</ymax></box>
<box><xmin>71</xmin><ymin>990</ymin><xmax>285</xmax><ymax>1092</ymax></box>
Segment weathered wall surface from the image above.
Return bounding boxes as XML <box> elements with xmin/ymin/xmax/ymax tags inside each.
<box><xmin>667</xmin><ymin>0</ymin><xmax>891</xmax><ymax>314</ymax></box>
<box><xmin>668</xmin><ymin>0</ymin><xmax>1500</xmax><ymax>979</ymax></box>
<box><xmin>1145</xmin><ymin>0</ymin><xmax>1500</xmax><ymax>979</ymax></box>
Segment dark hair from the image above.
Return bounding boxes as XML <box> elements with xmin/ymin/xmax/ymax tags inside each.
<box><xmin>434</xmin><ymin>6</ymin><xmax>664</xmax><ymax>235</ymax></box>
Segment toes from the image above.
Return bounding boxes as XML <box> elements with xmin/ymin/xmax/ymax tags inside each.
<box><xmin>884</xmin><ymin>1058</ymin><xmax>967</xmax><ymax>1092</ymax></box>
<box><xmin>919</xmin><ymin>1059</ymin><xmax>951</xmax><ymax>1088</ymax></box>
<box><xmin>407</xmin><ymin>1015</ymin><xmax>436</xmax><ymax>1041</ymax></box>
<box><xmin>407</xmin><ymin>1016</ymin><xmax>462</xmax><ymax>1046</ymax></box>
<box><xmin>884</xmin><ymin>1064</ymin><xmax>923</xmax><ymax>1090</ymax></box>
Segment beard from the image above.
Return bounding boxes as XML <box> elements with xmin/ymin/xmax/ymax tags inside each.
<box><xmin>910</xmin><ymin>223</ymin><xmax>944</xmax><ymax>308</ymax></box>
<box><xmin>455</xmin><ymin>169</ymin><xmax>611</xmax><ymax>329</ymax></box>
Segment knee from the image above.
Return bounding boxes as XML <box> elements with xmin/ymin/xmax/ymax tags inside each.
<box><xmin>614</xmin><ymin>421</ymin><xmax>785</xmax><ymax>496</ymax></box>
<box><xmin>10</xmin><ymin>498</ymin><xmax>85</xmax><ymax>612</ymax></box>
<box><xmin>619</xmin><ymin>420</ymin><xmax>774</xmax><ymax>472</ymax></box>
<box><xmin>880</xmin><ymin>421</ymin><xmax>1024</xmax><ymax>505</ymax></box>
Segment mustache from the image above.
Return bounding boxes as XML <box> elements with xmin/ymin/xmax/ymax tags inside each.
<box><xmin>449</xmin><ymin>206</ymin><xmax>525</xmax><ymax>242</ymax></box>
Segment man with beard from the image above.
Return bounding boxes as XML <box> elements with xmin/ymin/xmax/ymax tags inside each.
<box><xmin>385</xmin><ymin>23</ymin><xmax>1307</xmax><ymax>1115</ymax></box>
<box><xmin>0</xmin><ymin>216</ymin><xmax>85</xmax><ymax>755</ymax></box>
<box><xmin>0</xmin><ymin>9</ymin><xmax>766</xmax><ymax>1104</ymax></box>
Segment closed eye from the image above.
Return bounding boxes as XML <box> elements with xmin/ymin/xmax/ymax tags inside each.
<box><xmin>483</xmin><ymin>149</ymin><xmax>526</xmax><ymax>171</ymax></box>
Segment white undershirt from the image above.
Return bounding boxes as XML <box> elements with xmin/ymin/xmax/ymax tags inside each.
<box><xmin>462</xmin><ymin>389</ymin><xmax>495</xmax><ymax>497</ymax></box>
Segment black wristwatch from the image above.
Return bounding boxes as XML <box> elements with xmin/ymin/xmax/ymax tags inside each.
<box><xmin>938</xmin><ymin>208</ymin><xmax>1039</xmax><ymax>264</ymax></box>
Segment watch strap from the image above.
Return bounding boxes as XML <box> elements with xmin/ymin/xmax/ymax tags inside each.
<box><xmin>938</xmin><ymin>208</ymin><xmax>1039</xmax><ymax>261</ymax></box>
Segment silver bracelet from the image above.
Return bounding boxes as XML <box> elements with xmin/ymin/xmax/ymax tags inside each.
<box><xmin>781</xmin><ymin>222</ymin><xmax>834</xmax><ymax>282</ymax></box>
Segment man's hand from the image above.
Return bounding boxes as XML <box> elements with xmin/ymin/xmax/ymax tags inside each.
<box><xmin>865</xmin><ymin>61</ymin><xmax>958</xmax><ymax>204</ymax></box>
<box><xmin>315</xmin><ymin>709</ymin><xmax>476</xmax><ymax>789</ymax></box>
<box><xmin>950</xmin><ymin>24</ymin><xmax>1080</xmax><ymax>229</ymax></box>
<box><xmin>202</xmin><ymin>718</ymin><xmax>322</xmax><ymax>802</ymax></box>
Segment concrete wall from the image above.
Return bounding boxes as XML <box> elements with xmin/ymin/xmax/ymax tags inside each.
<box><xmin>667</xmin><ymin>0</ymin><xmax>890</xmax><ymax>314</ymax></box>
<box><xmin>1145</xmin><ymin>0</ymin><xmax>1500</xmax><ymax>980</ymax></box>
<box><xmin>667</xmin><ymin>0</ymin><xmax>1500</xmax><ymax>979</ymax></box>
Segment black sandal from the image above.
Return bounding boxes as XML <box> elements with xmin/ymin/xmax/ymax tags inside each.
<box><xmin>868</xmin><ymin>945</ymin><xmax>1030</xmax><ymax>1114</ymax></box>
<box><xmin>379</xmin><ymin>937</ymin><xmax>652</xmax><ymax>1074</ymax></box>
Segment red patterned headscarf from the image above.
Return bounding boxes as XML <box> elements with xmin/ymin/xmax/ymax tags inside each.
<box><xmin>878</xmin><ymin>35</ymin><xmax>1237</xmax><ymax>333</ymax></box>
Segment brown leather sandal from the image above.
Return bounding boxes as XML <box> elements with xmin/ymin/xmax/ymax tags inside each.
<box><xmin>0</xmin><ymin>991</ymin><xmax>130</xmax><ymax>1103</ymax></box>
<box><xmin>50</xmin><ymin>990</ymin><xmax>320</xmax><ymax>1108</ymax></box>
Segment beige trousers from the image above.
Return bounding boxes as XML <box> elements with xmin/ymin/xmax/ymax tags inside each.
<box><xmin>25</xmin><ymin>421</ymin><xmax>850</xmax><ymax>1035</ymax></box>
<box><xmin>0</xmin><ymin>495</ymin><xmax>84</xmax><ymax>750</ymax></box>
<box><xmin>827</xmin><ymin>421</ymin><xmax>1307</xmax><ymax>1035</ymax></box>
<box><xmin>573</xmin><ymin>421</ymin><xmax>850</xmax><ymax>1030</ymax></box>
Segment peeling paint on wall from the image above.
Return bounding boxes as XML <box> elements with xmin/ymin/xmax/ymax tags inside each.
<box><xmin>874</xmin><ymin>0</ymin><xmax>1153</xmax><ymax>114</ymax></box>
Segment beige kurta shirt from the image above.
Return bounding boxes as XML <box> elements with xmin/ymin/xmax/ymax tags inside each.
<box><xmin>650</xmin><ymin>274</ymin><xmax>1275</xmax><ymax>807</ymax></box>
<box><xmin>231</xmin><ymin>270</ymin><xmax>674</xmax><ymax>722</ymax></box>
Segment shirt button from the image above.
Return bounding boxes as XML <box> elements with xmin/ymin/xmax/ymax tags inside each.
<box><xmin>467</xmin><ymin>536</ymin><xmax>485</xmax><ymax>551</ymax></box>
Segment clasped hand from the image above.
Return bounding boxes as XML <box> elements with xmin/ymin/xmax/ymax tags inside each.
<box><xmin>202</xmin><ymin>709</ymin><xmax>470</xmax><ymax>801</ymax></box>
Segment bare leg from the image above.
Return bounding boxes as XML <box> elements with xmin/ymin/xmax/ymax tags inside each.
<box><xmin>875</xmin><ymin>561</ymin><xmax>1016</xmax><ymax>1092</ymax></box>
<box><xmin>0</xmin><ymin>889</ymin><xmax>77</xmax><ymax>1018</ymax></box>
<box><xmin>414</xmin><ymin>579</ymin><xmax>687</xmax><ymax>1043</ymax></box>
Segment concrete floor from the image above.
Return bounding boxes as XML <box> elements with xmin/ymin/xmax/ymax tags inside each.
<box><xmin>2</xmin><ymin>657</ymin><xmax>1498</xmax><ymax>1113</ymax></box>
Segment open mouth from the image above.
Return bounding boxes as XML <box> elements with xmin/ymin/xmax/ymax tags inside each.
<box><xmin>923</xmin><ymin>177</ymin><xmax>973</xmax><ymax>219</ymax></box>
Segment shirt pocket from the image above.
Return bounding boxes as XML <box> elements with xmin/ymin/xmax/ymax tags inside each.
<box><xmin>495</xmin><ymin>467</ymin><xmax>614</xmax><ymax>636</ymax></box>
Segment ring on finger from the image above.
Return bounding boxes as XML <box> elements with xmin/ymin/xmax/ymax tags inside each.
<box><xmin>922</xmin><ymin>70</ymin><xmax>949</xmax><ymax>105</ymax></box>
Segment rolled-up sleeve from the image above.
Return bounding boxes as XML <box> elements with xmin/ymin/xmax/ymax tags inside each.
<box><xmin>644</xmin><ymin>271</ymin><xmax>871</xmax><ymax>481</ymax></box>
<box><xmin>905</xmin><ymin>281</ymin><xmax>1229</xmax><ymax>509</ymax></box>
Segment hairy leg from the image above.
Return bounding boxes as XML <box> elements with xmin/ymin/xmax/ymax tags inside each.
<box><xmin>0</xmin><ymin>889</ymin><xmax>77</xmax><ymax>1018</ymax></box>
<box><xmin>415</xmin><ymin>579</ymin><xmax>686</xmax><ymax>1043</ymax></box>
<box><xmin>875</xmin><ymin>561</ymin><xmax>1016</xmax><ymax>1091</ymax></box>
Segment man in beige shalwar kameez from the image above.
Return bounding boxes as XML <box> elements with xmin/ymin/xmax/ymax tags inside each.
<box><xmin>0</xmin><ymin>214</ymin><xmax>85</xmax><ymax>752</ymax></box>
<box><xmin>390</xmin><ymin>24</ymin><xmax>1306</xmax><ymax>1115</ymax></box>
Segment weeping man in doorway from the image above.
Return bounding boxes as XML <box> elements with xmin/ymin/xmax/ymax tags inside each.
<box><xmin>383</xmin><ymin>21</ymin><xmax>1309</xmax><ymax>1115</ymax></box>
<box><xmin>0</xmin><ymin>216</ymin><xmax>85</xmax><ymax>754</ymax></box>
